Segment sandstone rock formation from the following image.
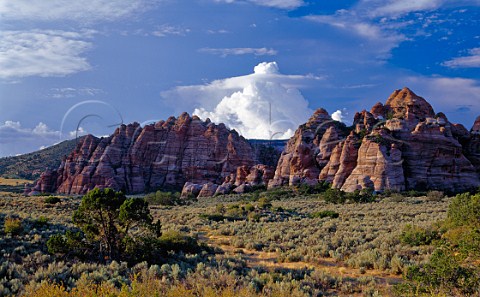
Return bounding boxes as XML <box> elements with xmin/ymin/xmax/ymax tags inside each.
<box><xmin>269</xmin><ymin>87</ymin><xmax>480</xmax><ymax>193</ymax></box>
<box><xmin>466</xmin><ymin>116</ymin><xmax>480</xmax><ymax>175</ymax></box>
<box><xmin>32</xmin><ymin>87</ymin><xmax>480</xmax><ymax>196</ymax></box>
<box><xmin>31</xmin><ymin>113</ymin><xmax>255</xmax><ymax>194</ymax></box>
<box><xmin>268</xmin><ymin>108</ymin><xmax>350</xmax><ymax>188</ymax></box>
<box><xmin>180</xmin><ymin>164</ymin><xmax>275</xmax><ymax>198</ymax></box>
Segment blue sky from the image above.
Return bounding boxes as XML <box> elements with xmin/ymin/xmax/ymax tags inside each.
<box><xmin>0</xmin><ymin>0</ymin><xmax>479</xmax><ymax>156</ymax></box>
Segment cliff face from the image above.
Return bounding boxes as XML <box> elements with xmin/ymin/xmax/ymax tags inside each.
<box><xmin>268</xmin><ymin>108</ymin><xmax>351</xmax><ymax>188</ymax></box>
<box><xmin>31</xmin><ymin>113</ymin><xmax>255</xmax><ymax>194</ymax></box>
<box><xmin>269</xmin><ymin>88</ymin><xmax>480</xmax><ymax>193</ymax></box>
<box><xmin>32</xmin><ymin>88</ymin><xmax>480</xmax><ymax>196</ymax></box>
<box><xmin>467</xmin><ymin>116</ymin><xmax>480</xmax><ymax>175</ymax></box>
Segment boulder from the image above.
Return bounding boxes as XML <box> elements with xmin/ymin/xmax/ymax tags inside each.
<box><xmin>181</xmin><ymin>182</ymin><xmax>202</xmax><ymax>198</ymax></box>
<box><xmin>197</xmin><ymin>182</ymin><xmax>219</xmax><ymax>198</ymax></box>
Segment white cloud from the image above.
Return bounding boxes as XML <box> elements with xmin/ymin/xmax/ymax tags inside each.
<box><xmin>442</xmin><ymin>48</ymin><xmax>480</xmax><ymax>68</ymax></box>
<box><xmin>69</xmin><ymin>127</ymin><xmax>87</xmax><ymax>138</ymax></box>
<box><xmin>369</xmin><ymin>0</ymin><xmax>443</xmax><ymax>17</ymax></box>
<box><xmin>0</xmin><ymin>0</ymin><xmax>153</xmax><ymax>23</ymax></box>
<box><xmin>0</xmin><ymin>30</ymin><xmax>93</xmax><ymax>79</ymax></box>
<box><xmin>49</xmin><ymin>87</ymin><xmax>103</xmax><ymax>99</ymax></box>
<box><xmin>360</xmin><ymin>0</ymin><xmax>480</xmax><ymax>18</ymax></box>
<box><xmin>199</xmin><ymin>47</ymin><xmax>277</xmax><ymax>57</ymax></box>
<box><xmin>161</xmin><ymin>61</ymin><xmax>321</xmax><ymax>139</ymax></box>
<box><xmin>152</xmin><ymin>25</ymin><xmax>191</xmax><ymax>37</ymax></box>
<box><xmin>331</xmin><ymin>110</ymin><xmax>346</xmax><ymax>122</ymax></box>
<box><xmin>0</xmin><ymin>121</ymin><xmax>87</xmax><ymax>157</ymax></box>
<box><xmin>215</xmin><ymin>0</ymin><xmax>304</xmax><ymax>9</ymax></box>
<box><xmin>305</xmin><ymin>14</ymin><xmax>406</xmax><ymax>58</ymax></box>
<box><xmin>206</xmin><ymin>29</ymin><xmax>230</xmax><ymax>34</ymax></box>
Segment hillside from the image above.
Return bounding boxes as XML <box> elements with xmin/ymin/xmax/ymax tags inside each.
<box><xmin>0</xmin><ymin>137</ymin><xmax>85</xmax><ymax>180</ymax></box>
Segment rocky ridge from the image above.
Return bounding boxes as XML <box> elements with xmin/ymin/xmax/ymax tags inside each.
<box><xmin>269</xmin><ymin>88</ymin><xmax>480</xmax><ymax>193</ymax></box>
<box><xmin>32</xmin><ymin>88</ymin><xmax>480</xmax><ymax>196</ymax></box>
<box><xmin>30</xmin><ymin>113</ymin><xmax>256</xmax><ymax>195</ymax></box>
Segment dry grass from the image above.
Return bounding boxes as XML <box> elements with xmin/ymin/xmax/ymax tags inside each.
<box><xmin>0</xmin><ymin>191</ymin><xmax>451</xmax><ymax>296</ymax></box>
<box><xmin>205</xmin><ymin>232</ymin><xmax>402</xmax><ymax>286</ymax></box>
<box><xmin>0</xmin><ymin>177</ymin><xmax>33</xmax><ymax>186</ymax></box>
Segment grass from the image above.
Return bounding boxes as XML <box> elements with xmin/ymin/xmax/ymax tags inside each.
<box><xmin>0</xmin><ymin>177</ymin><xmax>33</xmax><ymax>186</ymax></box>
<box><xmin>0</xmin><ymin>190</ymin><xmax>453</xmax><ymax>296</ymax></box>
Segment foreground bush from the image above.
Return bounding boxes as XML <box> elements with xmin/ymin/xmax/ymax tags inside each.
<box><xmin>22</xmin><ymin>274</ymin><xmax>307</xmax><ymax>297</ymax></box>
<box><xmin>397</xmin><ymin>192</ymin><xmax>480</xmax><ymax>295</ymax></box>
<box><xmin>49</xmin><ymin>188</ymin><xmax>163</xmax><ymax>263</ymax></box>
<box><xmin>399</xmin><ymin>224</ymin><xmax>439</xmax><ymax>246</ymax></box>
<box><xmin>401</xmin><ymin>249</ymin><xmax>480</xmax><ymax>296</ymax></box>
<box><xmin>3</xmin><ymin>217</ymin><xmax>23</xmax><ymax>235</ymax></box>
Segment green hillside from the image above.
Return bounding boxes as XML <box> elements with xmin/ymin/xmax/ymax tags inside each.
<box><xmin>0</xmin><ymin>137</ymin><xmax>84</xmax><ymax>180</ymax></box>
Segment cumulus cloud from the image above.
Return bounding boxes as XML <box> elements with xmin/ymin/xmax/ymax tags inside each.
<box><xmin>162</xmin><ymin>62</ymin><xmax>322</xmax><ymax>139</ymax></box>
<box><xmin>442</xmin><ymin>48</ymin><xmax>480</xmax><ymax>68</ymax></box>
<box><xmin>331</xmin><ymin>110</ymin><xmax>346</xmax><ymax>123</ymax></box>
<box><xmin>0</xmin><ymin>0</ymin><xmax>153</xmax><ymax>23</ymax></box>
<box><xmin>215</xmin><ymin>0</ymin><xmax>304</xmax><ymax>9</ymax></box>
<box><xmin>0</xmin><ymin>30</ymin><xmax>93</xmax><ymax>79</ymax></box>
<box><xmin>199</xmin><ymin>47</ymin><xmax>277</xmax><ymax>57</ymax></box>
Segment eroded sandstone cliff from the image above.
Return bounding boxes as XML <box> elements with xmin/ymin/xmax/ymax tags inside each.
<box><xmin>269</xmin><ymin>87</ymin><xmax>480</xmax><ymax>193</ymax></box>
<box><xmin>31</xmin><ymin>113</ymin><xmax>255</xmax><ymax>194</ymax></box>
<box><xmin>32</xmin><ymin>88</ymin><xmax>480</xmax><ymax>196</ymax></box>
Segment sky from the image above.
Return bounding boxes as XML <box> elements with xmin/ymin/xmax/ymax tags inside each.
<box><xmin>0</xmin><ymin>0</ymin><xmax>479</xmax><ymax>157</ymax></box>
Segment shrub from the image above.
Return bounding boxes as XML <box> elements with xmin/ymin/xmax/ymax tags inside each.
<box><xmin>157</xmin><ymin>230</ymin><xmax>201</xmax><ymax>254</ymax></box>
<box><xmin>443</xmin><ymin>193</ymin><xmax>480</xmax><ymax>258</ymax></box>
<box><xmin>198</xmin><ymin>213</ymin><xmax>227</xmax><ymax>222</ymax></box>
<box><xmin>390</xmin><ymin>193</ymin><xmax>405</xmax><ymax>202</ymax></box>
<box><xmin>69</xmin><ymin>188</ymin><xmax>161</xmax><ymax>262</ymax></box>
<box><xmin>46</xmin><ymin>234</ymin><xmax>68</xmax><ymax>254</ymax></box>
<box><xmin>215</xmin><ymin>203</ymin><xmax>226</xmax><ymax>214</ymax></box>
<box><xmin>323</xmin><ymin>188</ymin><xmax>346</xmax><ymax>204</ymax></box>
<box><xmin>247</xmin><ymin>212</ymin><xmax>261</xmax><ymax>222</ymax></box>
<box><xmin>243</xmin><ymin>203</ymin><xmax>255</xmax><ymax>212</ymax></box>
<box><xmin>47</xmin><ymin>230</ymin><xmax>84</xmax><ymax>255</ymax></box>
<box><xmin>296</xmin><ymin>182</ymin><xmax>331</xmax><ymax>195</ymax></box>
<box><xmin>446</xmin><ymin>193</ymin><xmax>480</xmax><ymax>228</ymax></box>
<box><xmin>347</xmin><ymin>189</ymin><xmax>375</xmax><ymax>203</ymax></box>
<box><xmin>400</xmin><ymin>224</ymin><xmax>439</xmax><ymax>246</ymax></box>
<box><xmin>145</xmin><ymin>191</ymin><xmax>180</xmax><ymax>206</ymax></box>
<box><xmin>4</xmin><ymin>217</ymin><xmax>23</xmax><ymax>235</ymax></box>
<box><xmin>225</xmin><ymin>205</ymin><xmax>245</xmax><ymax>218</ymax></box>
<box><xmin>310</xmin><ymin>210</ymin><xmax>339</xmax><ymax>219</ymax></box>
<box><xmin>403</xmin><ymin>249</ymin><xmax>479</xmax><ymax>295</ymax></box>
<box><xmin>44</xmin><ymin>196</ymin><xmax>61</xmax><ymax>204</ymax></box>
<box><xmin>426</xmin><ymin>191</ymin><xmax>444</xmax><ymax>201</ymax></box>
<box><xmin>33</xmin><ymin>216</ymin><xmax>49</xmax><ymax>227</ymax></box>
<box><xmin>404</xmin><ymin>190</ymin><xmax>426</xmax><ymax>197</ymax></box>
<box><xmin>257</xmin><ymin>197</ymin><xmax>272</xmax><ymax>209</ymax></box>
<box><xmin>261</xmin><ymin>187</ymin><xmax>294</xmax><ymax>200</ymax></box>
